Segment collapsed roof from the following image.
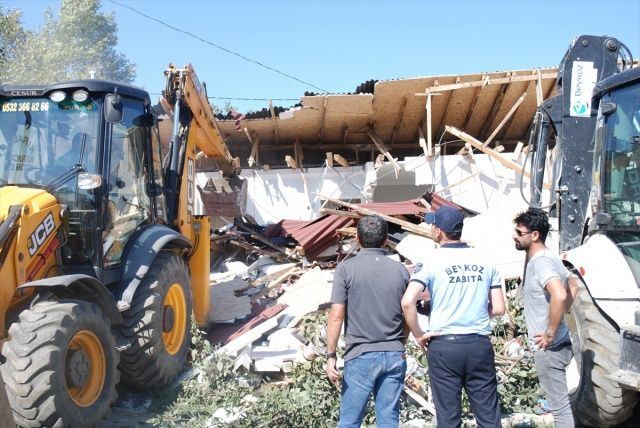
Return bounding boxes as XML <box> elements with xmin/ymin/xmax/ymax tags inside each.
<box><xmin>206</xmin><ymin>67</ymin><xmax>559</xmax><ymax>169</ymax></box>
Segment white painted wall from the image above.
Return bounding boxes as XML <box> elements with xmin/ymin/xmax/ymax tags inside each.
<box><xmin>198</xmin><ymin>151</ymin><xmax>547</xmax><ymax>279</ymax></box>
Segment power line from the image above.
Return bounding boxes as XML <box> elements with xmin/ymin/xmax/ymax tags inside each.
<box><xmin>149</xmin><ymin>93</ymin><xmax>300</xmax><ymax>102</ymax></box>
<box><xmin>106</xmin><ymin>0</ymin><xmax>329</xmax><ymax>93</ymax></box>
<box><xmin>209</xmin><ymin>97</ymin><xmax>300</xmax><ymax>101</ymax></box>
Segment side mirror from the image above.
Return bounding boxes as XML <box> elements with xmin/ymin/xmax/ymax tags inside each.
<box><xmin>601</xmin><ymin>101</ymin><xmax>617</xmax><ymax>116</ymax></box>
<box><xmin>104</xmin><ymin>93</ymin><xmax>123</xmax><ymax>123</ymax></box>
<box><xmin>587</xmin><ymin>211</ymin><xmax>611</xmax><ymax>236</ymax></box>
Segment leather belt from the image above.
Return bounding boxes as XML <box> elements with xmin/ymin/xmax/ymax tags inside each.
<box><xmin>430</xmin><ymin>333</ymin><xmax>487</xmax><ymax>342</ymax></box>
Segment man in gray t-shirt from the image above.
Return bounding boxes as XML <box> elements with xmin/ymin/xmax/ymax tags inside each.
<box><xmin>325</xmin><ymin>215</ymin><xmax>409</xmax><ymax>427</ymax></box>
<box><xmin>513</xmin><ymin>208</ymin><xmax>574</xmax><ymax>428</ymax></box>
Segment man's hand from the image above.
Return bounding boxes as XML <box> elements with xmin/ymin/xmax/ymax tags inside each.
<box><xmin>534</xmin><ymin>330</ymin><xmax>553</xmax><ymax>350</ymax></box>
<box><xmin>325</xmin><ymin>357</ymin><xmax>342</xmax><ymax>382</ymax></box>
<box><xmin>415</xmin><ymin>331</ymin><xmax>440</xmax><ymax>351</ymax></box>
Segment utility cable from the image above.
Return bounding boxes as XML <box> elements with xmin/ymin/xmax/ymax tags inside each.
<box><xmin>106</xmin><ymin>0</ymin><xmax>329</xmax><ymax>93</ymax></box>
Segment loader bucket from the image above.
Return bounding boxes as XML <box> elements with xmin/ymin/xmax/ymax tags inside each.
<box><xmin>198</xmin><ymin>175</ymin><xmax>247</xmax><ymax>217</ymax></box>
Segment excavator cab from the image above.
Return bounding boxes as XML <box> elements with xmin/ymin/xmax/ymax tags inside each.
<box><xmin>591</xmin><ymin>75</ymin><xmax>640</xmax><ymax>280</ymax></box>
<box><xmin>0</xmin><ymin>84</ymin><xmax>166</xmax><ymax>272</ymax></box>
<box><xmin>594</xmin><ymin>80</ymin><xmax>640</xmax><ymax>220</ymax></box>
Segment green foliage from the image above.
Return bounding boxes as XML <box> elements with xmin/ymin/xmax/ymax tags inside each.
<box><xmin>150</xmin><ymin>289</ymin><xmax>542</xmax><ymax>427</ymax></box>
<box><xmin>0</xmin><ymin>4</ymin><xmax>25</xmax><ymax>76</ymax></box>
<box><xmin>150</xmin><ymin>311</ymin><xmax>429</xmax><ymax>427</ymax></box>
<box><xmin>1</xmin><ymin>0</ymin><xmax>135</xmax><ymax>84</ymax></box>
<box><xmin>492</xmin><ymin>278</ymin><xmax>541</xmax><ymax>415</ymax></box>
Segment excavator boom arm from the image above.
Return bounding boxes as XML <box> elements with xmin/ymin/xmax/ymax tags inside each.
<box><xmin>163</xmin><ymin>64</ymin><xmax>240</xmax><ymax>177</ymax></box>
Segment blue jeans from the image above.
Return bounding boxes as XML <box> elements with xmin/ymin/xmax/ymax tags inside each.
<box><xmin>338</xmin><ymin>351</ymin><xmax>407</xmax><ymax>428</ymax></box>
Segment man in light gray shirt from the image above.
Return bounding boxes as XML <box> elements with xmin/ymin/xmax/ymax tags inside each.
<box><xmin>513</xmin><ymin>208</ymin><xmax>574</xmax><ymax>428</ymax></box>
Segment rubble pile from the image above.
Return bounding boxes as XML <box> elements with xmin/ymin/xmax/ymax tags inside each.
<box><xmin>185</xmin><ymin>193</ymin><xmax>550</xmax><ymax>426</ymax></box>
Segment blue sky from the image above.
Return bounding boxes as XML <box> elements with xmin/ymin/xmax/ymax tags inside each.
<box><xmin>5</xmin><ymin>0</ymin><xmax>640</xmax><ymax>112</ymax></box>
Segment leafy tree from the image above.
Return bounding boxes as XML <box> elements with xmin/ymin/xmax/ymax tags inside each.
<box><xmin>1</xmin><ymin>0</ymin><xmax>135</xmax><ymax>84</ymax></box>
<box><xmin>0</xmin><ymin>4</ymin><xmax>25</xmax><ymax>81</ymax></box>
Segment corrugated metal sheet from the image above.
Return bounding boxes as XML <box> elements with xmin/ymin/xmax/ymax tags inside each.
<box><xmin>272</xmin><ymin>199</ymin><xmax>430</xmax><ymax>258</ymax></box>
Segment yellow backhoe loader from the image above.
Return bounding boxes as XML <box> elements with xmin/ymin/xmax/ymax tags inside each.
<box><xmin>0</xmin><ymin>64</ymin><xmax>240</xmax><ymax>427</ymax></box>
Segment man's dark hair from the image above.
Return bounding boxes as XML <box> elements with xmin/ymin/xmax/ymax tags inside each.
<box><xmin>513</xmin><ymin>207</ymin><xmax>550</xmax><ymax>242</ymax></box>
<box><xmin>357</xmin><ymin>215</ymin><xmax>388</xmax><ymax>248</ymax></box>
<box><xmin>443</xmin><ymin>229</ymin><xmax>462</xmax><ymax>241</ymax></box>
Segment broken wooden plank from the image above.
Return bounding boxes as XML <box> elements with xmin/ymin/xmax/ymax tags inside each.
<box><xmin>249</xmin><ymin>263</ymin><xmax>301</xmax><ymax>287</ymax></box>
<box><xmin>436</xmin><ymin>171</ymin><xmax>482</xmax><ymax>195</ymax></box>
<box><xmin>248</xmin><ymin>133</ymin><xmax>260</xmax><ymax>168</ymax></box>
<box><xmin>326</xmin><ymin>152</ymin><xmax>334</xmax><ymax>168</ymax></box>
<box><xmin>317</xmin><ymin>194</ymin><xmax>432</xmax><ymax>239</ymax></box>
<box><xmin>336</xmin><ymin>227</ymin><xmax>357</xmax><ymax>236</ymax></box>
<box><xmin>512</xmin><ymin>141</ymin><xmax>524</xmax><ymax>161</ymax></box>
<box><xmin>319</xmin><ymin>208</ymin><xmax>361</xmax><ymax>219</ymax></box>
<box><xmin>446</xmin><ymin>126</ymin><xmax>551</xmax><ymax>189</ymax></box>
<box><xmin>417</xmin><ymin>126</ymin><xmax>429</xmax><ymax>158</ymax></box>
<box><xmin>366</xmin><ymin>127</ymin><xmax>402</xmax><ymax>177</ymax></box>
<box><xmin>426</xmin><ymin>93</ymin><xmax>433</xmax><ymax>156</ymax></box>
<box><xmin>446</xmin><ymin>126</ymin><xmax>528</xmax><ymax>177</ymax></box>
<box><xmin>333</xmin><ymin>153</ymin><xmax>350</xmax><ymax>167</ymax></box>
<box><xmin>285</xmin><ymin>155</ymin><xmax>298</xmax><ymax>169</ymax></box>
<box><xmin>250</xmin><ymin>269</ymin><xmax>303</xmax><ymax>303</ymax></box>
<box><xmin>404</xmin><ymin>386</ymin><xmax>436</xmax><ymax>416</ymax></box>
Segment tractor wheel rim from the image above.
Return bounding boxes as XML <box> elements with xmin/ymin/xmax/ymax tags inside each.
<box><xmin>66</xmin><ymin>330</ymin><xmax>105</xmax><ymax>407</ymax></box>
<box><xmin>163</xmin><ymin>283</ymin><xmax>187</xmax><ymax>355</ymax></box>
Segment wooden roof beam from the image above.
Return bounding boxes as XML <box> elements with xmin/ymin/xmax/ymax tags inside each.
<box><xmin>483</xmin><ymin>92</ymin><xmax>527</xmax><ymax>147</ymax></box>
<box><xmin>366</xmin><ymin>127</ymin><xmax>402</xmax><ymax>177</ymax></box>
<box><xmin>248</xmin><ymin>133</ymin><xmax>260</xmax><ymax>168</ymax></box>
<box><xmin>478</xmin><ymin>72</ymin><xmax>512</xmax><ymax>141</ymax></box>
<box><xmin>416</xmin><ymin>71</ymin><xmax>557</xmax><ymax>95</ymax></box>
<box><xmin>318</xmin><ymin>96</ymin><xmax>328</xmax><ymax>142</ymax></box>
<box><xmin>462</xmin><ymin>76</ymin><xmax>487</xmax><ymax>131</ymax></box>
<box><xmin>256</xmin><ymin>142</ymin><xmax>423</xmax><ymax>151</ymax></box>
<box><xmin>268</xmin><ymin>100</ymin><xmax>280</xmax><ymax>145</ymax></box>
<box><xmin>434</xmin><ymin>82</ymin><xmax>454</xmax><ymax>143</ymax></box>
<box><xmin>390</xmin><ymin>96</ymin><xmax>408</xmax><ymax>145</ymax></box>
<box><xmin>317</xmin><ymin>194</ymin><xmax>432</xmax><ymax>239</ymax></box>
<box><xmin>445</xmin><ymin>125</ymin><xmax>550</xmax><ymax>189</ymax></box>
<box><xmin>294</xmin><ymin>139</ymin><xmax>303</xmax><ymax>170</ymax></box>
<box><xmin>500</xmin><ymin>72</ymin><xmax>536</xmax><ymax>142</ymax></box>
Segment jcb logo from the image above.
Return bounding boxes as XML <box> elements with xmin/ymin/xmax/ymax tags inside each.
<box><xmin>28</xmin><ymin>213</ymin><xmax>55</xmax><ymax>257</ymax></box>
<box><xmin>187</xmin><ymin>159</ymin><xmax>194</xmax><ymax>219</ymax></box>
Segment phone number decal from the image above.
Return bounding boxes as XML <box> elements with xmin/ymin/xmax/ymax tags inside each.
<box><xmin>1</xmin><ymin>102</ymin><xmax>50</xmax><ymax>113</ymax></box>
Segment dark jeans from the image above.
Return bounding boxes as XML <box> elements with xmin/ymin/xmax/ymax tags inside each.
<box><xmin>427</xmin><ymin>334</ymin><xmax>501</xmax><ymax>428</ymax></box>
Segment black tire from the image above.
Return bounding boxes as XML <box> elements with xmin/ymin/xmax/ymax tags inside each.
<box><xmin>118</xmin><ymin>252</ymin><xmax>192</xmax><ymax>388</ymax></box>
<box><xmin>566</xmin><ymin>279</ymin><xmax>638</xmax><ymax>426</ymax></box>
<box><xmin>0</xmin><ymin>299</ymin><xmax>119</xmax><ymax>428</ymax></box>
